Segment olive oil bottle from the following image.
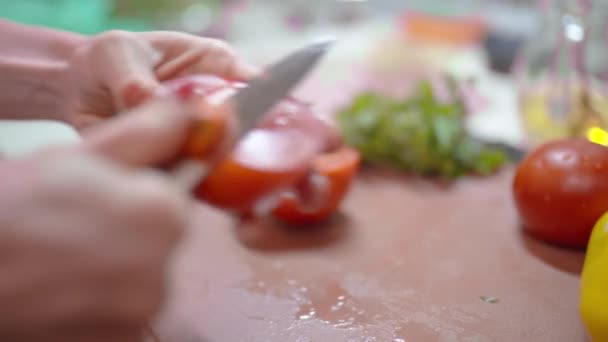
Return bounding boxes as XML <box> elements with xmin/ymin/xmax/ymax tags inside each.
<box><xmin>515</xmin><ymin>0</ymin><xmax>608</xmax><ymax>146</ymax></box>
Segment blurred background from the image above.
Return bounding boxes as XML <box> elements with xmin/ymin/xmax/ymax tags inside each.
<box><xmin>2</xmin><ymin>0</ymin><xmax>608</xmax><ymax>157</ymax></box>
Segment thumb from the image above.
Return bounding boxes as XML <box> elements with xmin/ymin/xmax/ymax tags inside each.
<box><xmin>79</xmin><ymin>98</ymin><xmax>193</xmax><ymax>167</ymax></box>
<box><xmin>93</xmin><ymin>31</ymin><xmax>162</xmax><ymax>110</ymax></box>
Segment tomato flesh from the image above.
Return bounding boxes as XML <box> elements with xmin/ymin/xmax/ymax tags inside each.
<box><xmin>195</xmin><ymin>128</ymin><xmax>322</xmax><ymax>211</ymax></box>
<box><xmin>272</xmin><ymin>146</ymin><xmax>361</xmax><ymax>225</ymax></box>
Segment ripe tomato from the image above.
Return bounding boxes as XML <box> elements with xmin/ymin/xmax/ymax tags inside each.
<box><xmin>165</xmin><ymin>74</ymin><xmax>348</xmax><ymax>214</ymax></box>
<box><xmin>272</xmin><ymin>146</ymin><xmax>361</xmax><ymax>225</ymax></box>
<box><xmin>513</xmin><ymin>138</ymin><xmax>608</xmax><ymax>248</ymax></box>
<box><xmin>195</xmin><ymin>128</ymin><xmax>322</xmax><ymax>211</ymax></box>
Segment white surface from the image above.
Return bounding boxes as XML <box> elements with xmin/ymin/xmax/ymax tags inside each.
<box><xmin>0</xmin><ymin>120</ymin><xmax>80</xmax><ymax>158</ymax></box>
<box><xmin>443</xmin><ymin>48</ymin><xmax>524</xmax><ymax>145</ymax></box>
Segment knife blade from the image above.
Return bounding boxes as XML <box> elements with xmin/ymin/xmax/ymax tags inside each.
<box><xmin>232</xmin><ymin>37</ymin><xmax>335</xmax><ymax>137</ymax></box>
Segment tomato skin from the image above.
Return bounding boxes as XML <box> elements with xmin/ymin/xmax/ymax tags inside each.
<box><xmin>513</xmin><ymin>138</ymin><xmax>608</xmax><ymax>248</ymax></box>
<box><xmin>272</xmin><ymin>146</ymin><xmax>361</xmax><ymax>225</ymax></box>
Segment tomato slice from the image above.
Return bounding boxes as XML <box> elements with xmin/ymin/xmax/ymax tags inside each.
<box><xmin>272</xmin><ymin>146</ymin><xmax>361</xmax><ymax>225</ymax></box>
<box><xmin>194</xmin><ymin>128</ymin><xmax>322</xmax><ymax>211</ymax></box>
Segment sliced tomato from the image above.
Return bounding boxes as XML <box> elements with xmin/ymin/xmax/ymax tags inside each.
<box><xmin>272</xmin><ymin>146</ymin><xmax>361</xmax><ymax>225</ymax></box>
<box><xmin>194</xmin><ymin>128</ymin><xmax>322</xmax><ymax>211</ymax></box>
<box><xmin>163</xmin><ymin>74</ymin><xmax>352</xmax><ymax>214</ymax></box>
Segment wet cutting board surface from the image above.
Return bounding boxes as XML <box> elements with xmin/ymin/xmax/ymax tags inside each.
<box><xmin>153</xmin><ymin>167</ymin><xmax>587</xmax><ymax>342</ymax></box>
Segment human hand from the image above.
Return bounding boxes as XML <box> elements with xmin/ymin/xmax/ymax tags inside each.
<box><xmin>0</xmin><ymin>99</ymin><xmax>202</xmax><ymax>342</ymax></box>
<box><xmin>61</xmin><ymin>30</ymin><xmax>258</xmax><ymax>130</ymax></box>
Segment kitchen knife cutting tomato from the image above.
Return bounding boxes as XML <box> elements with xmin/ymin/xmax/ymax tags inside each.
<box><xmin>166</xmin><ymin>38</ymin><xmax>360</xmax><ymax>223</ymax></box>
<box><xmin>176</xmin><ymin>38</ymin><xmax>335</xmax><ymax>164</ymax></box>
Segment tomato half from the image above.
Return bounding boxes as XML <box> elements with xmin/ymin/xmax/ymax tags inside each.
<box><xmin>194</xmin><ymin>128</ymin><xmax>322</xmax><ymax>211</ymax></box>
<box><xmin>272</xmin><ymin>146</ymin><xmax>361</xmax><ymax>225</ymax></box>
<box><xmin>513</xmin><ymin>138</ymin><xmax>608</xmax><ymax>248</ymax></box>
<box><xmin>166</xmin><ymin>74</ymin><xmax>346</xmax><ymax>213</ymax></box>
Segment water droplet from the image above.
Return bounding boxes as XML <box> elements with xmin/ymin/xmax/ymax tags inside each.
<box><xmin>257</xmin><ymin>281</ymin><xmax>266</xmax><ymax>288</ymax></box>
<box><xmin>394</xmin><ymin>339</ymin><xmax>406</xmax><ymax>342</ymax></box>
<box><xmin>357</xmin><ymin>310</ymin><xmax>366</xmax><ymax>315</ymax></box>
<box><xmin>287</xmin><ymin>279</ymin><xmax>297</xmax><ymax>286</ymax></box>
<box><xmin>333</xmin><ymin>319</ymin><xmax>353</xmax><ymax>328</ymax></box>
<box><xmin>337</xmin><ymin>295</ymin><xmax>346</xmax><ymax>301</ymax></box>
<box><xmin>299</xmin><ymin>286</ymin><xmax>308</xmax><ymax>293</ymax></box>
<box><xmin>480</xmin><ymin>295</ymin><xmax>499</xmax><ymax>303</ymax></box>
<box><xmin>298</xmin><ymin>309</ymin><xmax>316</xmax><ymax>320</ymax></box>
<box><xmin>330</xmin><ymin>301</ymin><xmax>345</xmax><ymax>311</ymax></box>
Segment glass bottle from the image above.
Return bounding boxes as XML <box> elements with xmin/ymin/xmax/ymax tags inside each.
<box><xmin>515</xmin><ymin>0</ymin><xmax>608</xmax><ymax>146</ymax></box>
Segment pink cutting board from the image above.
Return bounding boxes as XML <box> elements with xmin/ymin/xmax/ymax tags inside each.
<box><xmin>151</xmin><ymin>167</ymin><xmax>587</xmax><ymax>341</ymax></box>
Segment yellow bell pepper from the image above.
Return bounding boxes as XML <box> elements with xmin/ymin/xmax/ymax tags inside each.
<box><xmin>580</xmin><ymin>211</ymin><xmax>608</xmax><ymax>342</ymax></box>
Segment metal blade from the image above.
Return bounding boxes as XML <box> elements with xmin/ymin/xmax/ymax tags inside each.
<box><xmin>232</xmin><ymin>37</ymin><xmax>334</xmax><ymax>136</ymax></box>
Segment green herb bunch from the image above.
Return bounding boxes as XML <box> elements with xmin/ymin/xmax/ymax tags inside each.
<box><xmin>337</xmin><ymin>78</ymin><xmax>506</xmax><ymax>179</ymax></box>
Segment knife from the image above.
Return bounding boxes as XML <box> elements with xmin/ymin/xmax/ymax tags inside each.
<box><xmin>233</xmin><ymin>37</ymin><xmax>335</xmax><ymax>137</ymax></box>
<box><xmin>171</xmin><ymin>38</ymin><xmax>335</xmax><ymax>190</ymax></box>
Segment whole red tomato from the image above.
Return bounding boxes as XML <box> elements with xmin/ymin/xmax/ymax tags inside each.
<box><xmin>513</xmin><ymin>138</ymin><xmax>608</xmax><ymax>248</ymax></box>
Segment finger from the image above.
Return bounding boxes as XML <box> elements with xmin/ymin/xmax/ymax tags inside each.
<box><xmin>123</xmin><ymin>168</ymin><xmax>190</xmax><ymax>243</ymax></box>
<box><xmin>169</xmin><ymin>54</ymin><xmax>260</xmax><ymax>82</ymax></box>
<box><xmin>155</xmin><ymin>37</ymin><xmax>260</xmax><ymax>81</ymax></box>
<box><xmin>180</xmin><ymin>95</ymin><xmax>239</xmax><ymax>163</ymax></box>
<box><xmin>80</xmin><ymin>98</ymin><xmax>194</xmax><ymax>167</ymax></box>
<box><xmin>90</xmin><ymin>31</ymin><xmax>163</xmax><ymax>110</ymax></box>
<box><xmin>168</xmin><ymin>96</ymin><xmax>239</xmax><ymax>191</ymax></box>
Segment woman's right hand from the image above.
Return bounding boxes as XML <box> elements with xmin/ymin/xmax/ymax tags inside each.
<box><xmin>0</xmin><ymin>99</ymin><xmax>202</xmax><ymax>342</ymax></box>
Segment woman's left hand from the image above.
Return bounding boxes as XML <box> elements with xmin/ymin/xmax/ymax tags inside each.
<box><xmin>62</xmin><ymin>30</ymin><xmax>258</xmax><ymax>130</ymax></box>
